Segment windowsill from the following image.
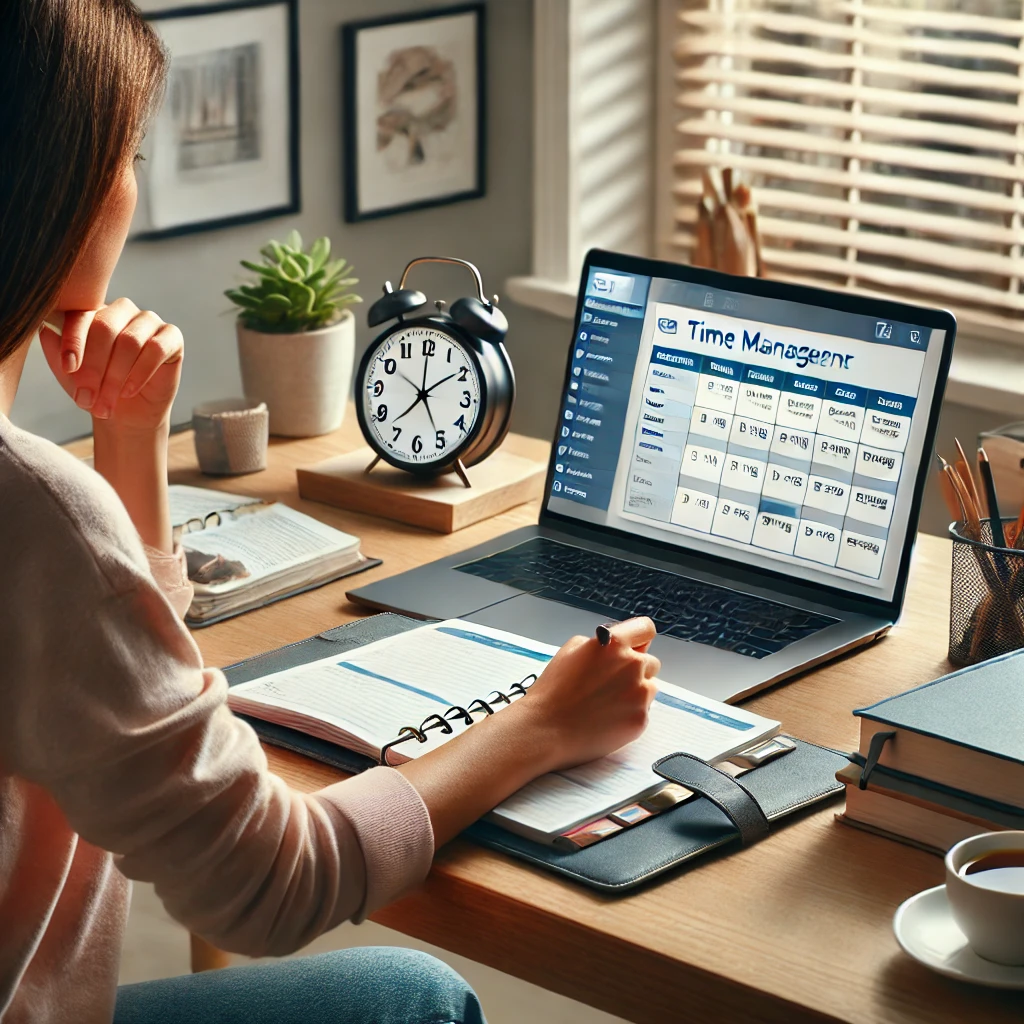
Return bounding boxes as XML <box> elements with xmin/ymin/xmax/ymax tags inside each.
<box><xmin>505</xmin><ymin>275</ymin><xmax>579</xmax><ymax>319</ymax></box>
<box><xmin>946</xmin><ymin>335</ymin><xmax>1024</xmax><ymax>418</ymax></box>
<box><xmin>506</xmin><ymin>274</ymin><xmax>1024</xmax><ymax>416</ymax></box>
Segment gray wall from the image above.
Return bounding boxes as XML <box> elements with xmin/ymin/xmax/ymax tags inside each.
<box><xmin>13</xmin><ymin>0</ymin><xmax>568</xmax><ymax>445</ymax></box>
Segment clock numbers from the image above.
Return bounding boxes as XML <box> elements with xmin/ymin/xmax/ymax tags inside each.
<box><xmin>363</xmin><ymin>326</ymin><xmax>481</xmax><ymax>465</ymax></box>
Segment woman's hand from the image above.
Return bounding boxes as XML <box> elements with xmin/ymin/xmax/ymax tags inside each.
<box><xmin>396</xmin><ymin>617</ymin><xmax>661</xmax><ymax>847</ymax></box>
<box><xmin>521</xmin><ymin>617</ymin><xmax>661</xmax><ymax>773</ymax></box>
<box><xmin>39</xmin><ymin>298</ymin><xmax>183</xmax><ymax>433</ymax></box>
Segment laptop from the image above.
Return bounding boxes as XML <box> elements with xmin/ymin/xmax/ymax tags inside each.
<box><xmin>348</xmin><ymin>249</ymin><xmax>956</xmax><ymax>704</ymax></box>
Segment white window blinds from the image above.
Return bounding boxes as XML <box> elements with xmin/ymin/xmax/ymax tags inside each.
<box><xmin>668</xmin><ymin>0</ymin><xmax>1024</xmax><ymax>339</ymax></box>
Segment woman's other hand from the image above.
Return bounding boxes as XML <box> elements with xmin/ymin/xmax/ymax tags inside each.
<box><xmin>40</xmin><ymin>298</ymin><xmax>183</xmax><ymax>433</ymax></box>
<box><xmin>522</xmin><ymin>616</ymin><xmax>661</xmax><ymax>773</ymax></box>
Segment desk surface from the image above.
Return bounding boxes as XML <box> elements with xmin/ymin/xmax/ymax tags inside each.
<box><xmin>81</xmin><ymin>417</ymin><xmax>1024</xmax><ymax>1024</ymax></box>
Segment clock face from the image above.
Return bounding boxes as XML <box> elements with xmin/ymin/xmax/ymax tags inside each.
<box><xmin>361</xmin><ymin>324</ymin><xmax>482</xmax><ymax>465</ymax></box>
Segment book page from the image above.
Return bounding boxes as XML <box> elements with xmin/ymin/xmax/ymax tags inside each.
<box><xmin>169</xmin><ymin>484</ymin><xmax>253</xmax><ymax>523</ymax></box>
<box><xmin>183</xmin><ymin>505</ymin><xmax>358</xmax><ymax>592</ymax></box>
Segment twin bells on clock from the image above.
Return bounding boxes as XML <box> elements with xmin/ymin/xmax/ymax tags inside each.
<box><xmin>355</xmin><ymin>257</ymin><xmax>516</xmax><ymax>487</ymax></box>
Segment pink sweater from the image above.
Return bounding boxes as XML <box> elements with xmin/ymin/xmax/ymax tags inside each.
<box><xmin>0</xmin><ymin>413</ymin><xmax>435</xmax><ymax>1023</ymax></box>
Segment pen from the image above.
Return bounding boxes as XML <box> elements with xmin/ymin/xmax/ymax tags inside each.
<box><xmin>977</xmin><ymin>447</ymin><xmax>1007</xmax><ymax>548</ymax></box>
<box><xmin>595</xmin><ymin>622</ymin><xmax>614</xmax><ymax>646</ymax></box>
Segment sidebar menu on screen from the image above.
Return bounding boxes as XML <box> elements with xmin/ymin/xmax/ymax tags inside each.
<box><xmin>549</xmin><ymin>268</ymin><xmax>650</xmax><ymax>511</ymax></box>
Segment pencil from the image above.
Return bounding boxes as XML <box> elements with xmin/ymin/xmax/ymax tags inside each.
<box><xmin>978</xmin><ymin>447</ymin><xmax>1007</xmax><ymax>548</ymax></box>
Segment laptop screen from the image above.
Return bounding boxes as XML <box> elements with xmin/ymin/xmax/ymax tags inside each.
<box><xmin>544</xmin><ymin>258</ymin><xmax>953</xmax><ymax>604</ymax></box>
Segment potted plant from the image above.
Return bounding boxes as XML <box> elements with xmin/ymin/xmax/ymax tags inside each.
<box><xmin>226</xmin><ymin>230</ymin><xmax>361</xmax><ymax>437</ymax></box>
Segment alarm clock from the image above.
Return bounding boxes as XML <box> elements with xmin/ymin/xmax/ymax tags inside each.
<box><xmin>355</xmin><ymin>256</ymin><xmax>515</xmax><ymax>486</ymax></box>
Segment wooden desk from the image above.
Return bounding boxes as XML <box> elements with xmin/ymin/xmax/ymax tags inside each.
<box><xmin>79</xmin><ymin>418</ymin><xmax>1024</xmax><ymax>1023</ymax></box>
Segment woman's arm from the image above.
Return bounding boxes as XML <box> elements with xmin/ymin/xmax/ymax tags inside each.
<box><xmin>399</xmin><ymin>619</ymin><xmax>660</xmax><ymax>846</ymax></box>
<box><xmin>39</xmin><ymin>299</ymin><xmax>183</xmax><ymax>553</ymax></box>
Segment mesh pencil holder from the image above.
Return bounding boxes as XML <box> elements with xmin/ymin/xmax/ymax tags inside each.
<box><xmin>949</xmin><ymin>518</ymin><xmax>1024</xmax><ymax>667</ymax></box>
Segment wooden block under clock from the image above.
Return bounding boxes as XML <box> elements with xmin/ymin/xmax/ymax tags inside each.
<box><xmin>296</xmin><ymin>446</ymin><xmax>547</xmax><ymax>533</ymax></box>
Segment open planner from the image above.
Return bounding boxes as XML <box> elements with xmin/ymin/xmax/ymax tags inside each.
<box><xmin>224</xmin><ymin>613</ymin><xmax>848</xmax><ymax>889</ymax></box>
<box><xmin>227</xmin><ymin>618</ymin><xmax>780</xmax><ymax>843</ymax></box>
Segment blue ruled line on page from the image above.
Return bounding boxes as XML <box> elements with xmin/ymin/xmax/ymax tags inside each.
<box><xmin>336</xmin><ymin>662</ymin><xmax>449</xmax><ymax>705</ymax></box>
<box><xmin>436</xmin><ymin>626</ymin><xmax>553</xmax><ymax>662</ymax></box>
<box><xmin>654</xmin><ymin>691</ymin><xmax>754</xmax><ymax>730</ymax></box>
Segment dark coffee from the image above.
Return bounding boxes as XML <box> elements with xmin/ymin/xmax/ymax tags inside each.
<box><xmin>959</xmin><ymin>849</ymin><xmax>1024</xmax><ymax>894</ymax></box>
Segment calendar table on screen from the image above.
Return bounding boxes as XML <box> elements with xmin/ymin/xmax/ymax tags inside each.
<box><xmin>622</xmin><ymin>347</ymin><xmax>916</xmax><ymax>580</ymax></box>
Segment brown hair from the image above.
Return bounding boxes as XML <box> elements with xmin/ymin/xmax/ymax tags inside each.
<box><xmin>0</xmin><ymin>0</ymin><xmax>167</xmax><ymax>362</ymax></box>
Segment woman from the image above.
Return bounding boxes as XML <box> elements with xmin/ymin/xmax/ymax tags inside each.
<box><xmin>0</xmin><ymin>3</ymin><xmax>660</xmax><ymax>1022</ymax></box>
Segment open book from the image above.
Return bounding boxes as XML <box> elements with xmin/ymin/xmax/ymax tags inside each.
<box><xmin>227</xmin><ymin>619</ymin><xmax>780</xmax><ymax>843</ymax></box>
<box><xmin>169</xmin><ymin>485</ymin><xmax>379</xmax><ymax>627</ymax></box>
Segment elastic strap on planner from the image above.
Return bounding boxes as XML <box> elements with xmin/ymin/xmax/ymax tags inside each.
<box><xmin>380</xmin><ymin>673</ymin><xmax>539</xmax><ymax>766</ymax></box>
<box><xmin>653</xmin><ymin>752</ymin><xmax>770</xmax><ymax>845</ymax></box>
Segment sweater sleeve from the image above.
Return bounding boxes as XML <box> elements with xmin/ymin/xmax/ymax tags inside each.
<box><xmin>0</xmin><ymin>436</ymin><xmax>434</xmax><ymax>956</ymax></box>
<box><xmin>143</xmin><ymin>543</ymin><xmax>193</xmax><ymax>619</ymax></box>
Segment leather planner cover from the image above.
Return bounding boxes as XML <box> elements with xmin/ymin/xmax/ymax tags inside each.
<box><xmin>224</xmin><ymin>613</ymin><xmax>848</xmax><ymax>892</ymax></box>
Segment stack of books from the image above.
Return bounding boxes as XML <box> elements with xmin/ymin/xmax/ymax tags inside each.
<box><xmin>837</xmin><ymin>650</ymin><xmax>1024</xmax><ymax>853</ymax></box>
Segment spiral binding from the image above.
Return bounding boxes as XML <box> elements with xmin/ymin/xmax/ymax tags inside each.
<box><xmin>379</xmin><ymin>673</ymin><xmax>538</xmax><ymax>766</ymax></box>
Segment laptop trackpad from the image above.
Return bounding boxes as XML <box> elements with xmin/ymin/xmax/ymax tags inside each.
<box><xmin>462</xmin><ymin>594</ymin><xmax>744</xmax><ymax>701</ymax></box>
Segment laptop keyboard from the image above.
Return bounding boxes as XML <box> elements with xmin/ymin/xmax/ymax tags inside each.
<box><xmin>456</xmin><ymin>538</ymin><xmax>837</xmax><ymax>659</ymax></box>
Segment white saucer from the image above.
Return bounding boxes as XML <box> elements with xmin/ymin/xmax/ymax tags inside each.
<box><xmin>894</xmin><ymin>884</ymin><xmax>1024</xmax><ymax>990</ymax></box>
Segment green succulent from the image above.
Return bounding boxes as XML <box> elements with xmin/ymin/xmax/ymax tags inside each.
<box><xmin>225</xmin><ymin>230</ymin><xmax>361</xmax><ymax>333</ymax></box>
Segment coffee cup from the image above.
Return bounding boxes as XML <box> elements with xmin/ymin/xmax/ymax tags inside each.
<box><xmin>945</xmin><ymin>830</ymin><xmax>1024</xmax><ymax>965</ymax></box>
<box><xmin>192</xmin><ymin>398</ymin><xmax>269</xmax><ymax>476</ymax></box>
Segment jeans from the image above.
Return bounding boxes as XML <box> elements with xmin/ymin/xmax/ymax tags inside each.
<box><xmin>113</xmin><ymin>946</ymin><xmax>487</xmax><ymax>1024</ymax></box>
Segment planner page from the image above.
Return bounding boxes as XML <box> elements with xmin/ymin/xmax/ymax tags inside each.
<box><xmin>227</xmin><ymin>620</ymin><xmax>779</xmax><ymax>835</ymax></box>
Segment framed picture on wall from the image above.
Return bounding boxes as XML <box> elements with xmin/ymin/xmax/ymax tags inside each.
<box><xmin>133</xmin><ymin>0</ymin><xmax>300</xmax><ymax>240</ymax></box>
<box><xmin>342</xmin><ymin>3</ymin><xmax>485</xmax><ymax>222</ymax></box>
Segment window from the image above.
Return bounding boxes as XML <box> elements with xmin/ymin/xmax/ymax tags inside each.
<box><xmin>666</xmin><ymin>0</ymin><xmax>1024</xmax><ymax>342</ymax></box>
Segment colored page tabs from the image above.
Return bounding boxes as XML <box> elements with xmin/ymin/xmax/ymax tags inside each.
<box><xmin>752</xmin><ymin>500</ymin><xmax>799</xmax><ymax>555</ymax></box>
<box><xmin>862</xmin><ymin>390</ymin><xmax>915</xmax><ymax>452</ymax></box>
<box><xmin>777</xmin><ymin>373</ymin><xmax>824</xmax><ymax>432</ymax></box>
<box><xmin>820</xmin><ymin>382</ymin><xmax>866</xmax><ymax>443</ymax></box>
<box><xmin>712</xmin><ymin>496</ymin><xmax>757</xmax><ymax>544</ymax></box>
<box><xmin>671</xmin><ymin>487</ymin><xmax>716</xmax><ymax>532</ymax></box>
<box><xmin>794</xmin><ymin>519</ymin><xmax>842</xmax><ymax>566</ymax></box>
<box><xmin>804</xmin><ymin>474</ymin><xmax>851</xmax><ymax>516</ymax></box>
<box><xmin>836</xmin><ymin>529</ymin><xmax>886</xmax><ymax>578</ymax></box>
<box><xmin>683</xmin><ymin>443</ymin><xmax>725</xmax><ymax>484</ymax></box>
<box><xmin>856</xmin><ymin>443</ymin><xmax>902</xmax><ymax>483</ymax></box>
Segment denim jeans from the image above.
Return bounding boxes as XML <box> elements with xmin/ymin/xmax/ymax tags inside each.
<box><xmin>113</xmin><ymin>946</ymin><xmax>487</xmax><ymax>1024</ymax></box>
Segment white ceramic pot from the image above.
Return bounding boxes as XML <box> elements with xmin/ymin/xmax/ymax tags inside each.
<box><xmin>236</xmin><ymin>311</ymin><xmax>355</xmax><ymax>437</ymax></box>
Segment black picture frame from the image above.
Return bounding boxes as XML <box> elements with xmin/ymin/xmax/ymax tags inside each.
<box><xmin>135</xmin><ymin>0</ymin><xmax>300</xmax><ymax>241</ymax></box>
<box><xmin>342</xmin><ymin>3</ymin><xmax>486</xmax><ymax>223</ymax></box>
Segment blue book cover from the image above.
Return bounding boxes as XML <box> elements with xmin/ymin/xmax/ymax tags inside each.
<box><xmin>854</xmin><ymin>649</ymin><xmax>1024</xmax><ymax>765</ymax></box>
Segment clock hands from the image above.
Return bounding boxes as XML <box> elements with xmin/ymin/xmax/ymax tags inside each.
<box><xmin>424</xmin><ymin>371</ymin><xmax>457</xmax><ymax>395</ymax></box>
